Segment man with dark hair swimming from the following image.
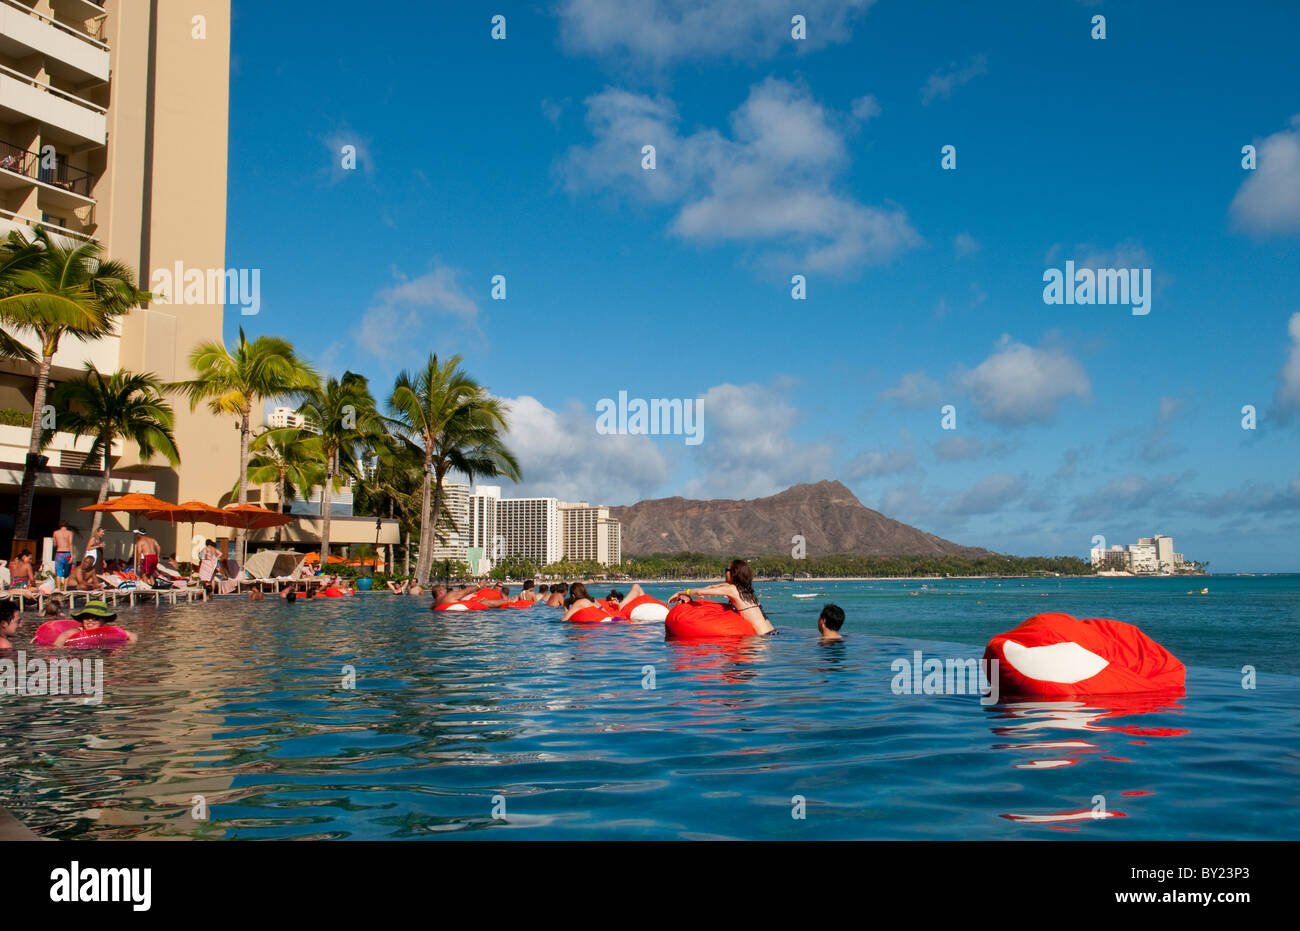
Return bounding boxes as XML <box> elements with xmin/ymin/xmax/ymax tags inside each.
<box><xmin>818</xmin><ymin>604</ymin><xmax>845</xmax><ymax>641</ymax></box>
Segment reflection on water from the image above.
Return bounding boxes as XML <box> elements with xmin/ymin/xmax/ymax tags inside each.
<box><xmin>0</xmin><ymin>590</ymin><xmax>1296</xmax><ymax>840</ymax></box>
<box><xmin>987</xmin><ymin>693</ymin><xmax>1188</xmax><ymax>826</ymax></box>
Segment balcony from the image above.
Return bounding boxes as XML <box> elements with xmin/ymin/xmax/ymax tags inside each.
<box><xmin>0</xmin><ymin>205</ymin><xmax>97</xmax><ymax>243</ymax></box>
<box><xmin>0</xmin><ymin>0</ymin><xmax>110</xmax><ymax>83</ymax></box>
<box><xmin>0</xmin><ymin>62</ymin><xmax>105</xmax><ymax>145</ymax></box>
<box><xmin>0</xmin><ymin>137</ymin><xmax>96</xmax><ymax>199</ymax></box>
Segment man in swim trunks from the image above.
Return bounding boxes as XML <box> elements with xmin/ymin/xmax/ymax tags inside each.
<box><xmin>52</xmin><ymin>600</ymin><xmax>136</xmax><ymax>647</ymax></box>
<box><xmin>817</xmin><ymin>604</ymin><xmax>845</xmax><ymax>641</ymax></box>
<box><xmin>52</xmin><ymin>522</ymin><xmax>74</xmax><ymax>590</ymax></box>
<box><xmin>133</xmin><ymin>529</ymin><xmax>160</xmax><ymax>586</ymax></box>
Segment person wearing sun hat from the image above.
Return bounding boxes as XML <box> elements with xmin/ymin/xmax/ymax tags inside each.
<box><xmin>51</xmin><ymin>599</ymin><xmax>137</xmax><ymax>647</ymax></box>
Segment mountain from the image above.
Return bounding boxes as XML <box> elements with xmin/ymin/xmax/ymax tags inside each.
<box><xmin>610</xmin><ymin>480</ymin><xmax>992</xmax><ymax>558</ymax></box>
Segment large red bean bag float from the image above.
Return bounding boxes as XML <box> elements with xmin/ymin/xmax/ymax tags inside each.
<box><xmin>467</xmin><ymin>588</ymin><xmax>503</xmax><ymax>602</ymax></box>
<box><xmin>503</xmin><ymin>600</ymin><xmax>535</xmax><ymax>609</ymax></box>
<box><xmin>984</xmin><ymin>613</ymin><xmax>1185</xmax><ymax>697</ymax></box>
<box><xmin>664</xmin><ymin>599</ymin><xmax>755</xmax><ymax>639</ymax></box>
<box><xmin>567</xmin><ymin>605</ymin><xmax>618</xmax><ymax>623</ymax></box>
<box><xmin>32</xmin><ymin>619</ymin><xmax>80</xmax><ymax>646</ymax></box>
<box><xmin>434</xmin><ymin>600</ymin><xmax>489</xmax><ymax>611</ymax></box>
<box><xmin>620</xmin><ymin>595</ymin><xmax>669</xmax><ymax>622</ymax></box>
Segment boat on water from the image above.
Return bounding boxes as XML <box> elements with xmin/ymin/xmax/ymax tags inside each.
<box><xmin>793</xmin><ymin>593</ymin><xmax>818</xmax><ymax>599</ymax></box>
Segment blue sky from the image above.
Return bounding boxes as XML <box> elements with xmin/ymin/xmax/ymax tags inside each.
<box><xmin>224</xmin><ymin>0</ymin><xmax>1300</xmax><ymax>571</ymax></box>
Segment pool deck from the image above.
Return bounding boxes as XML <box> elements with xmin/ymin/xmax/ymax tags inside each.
<box><xmin>0</xmin><ymin>806</ymin><xmax>39</xmax><ymax>841</ymax></box>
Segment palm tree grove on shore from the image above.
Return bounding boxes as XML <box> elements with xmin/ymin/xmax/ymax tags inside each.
<box><xmin>0</xmin><ymin>229</ymin><xmax>521</xmax><ymax>578</ymax></box>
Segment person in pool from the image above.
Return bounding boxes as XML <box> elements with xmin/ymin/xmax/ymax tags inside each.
<box><xmin>51</xmin><ymin>601</ymin><xmax>136</xmax><ymax>647</ymax></box>
<box><xmin>519</xmin><ymin>579</ymin><xmax>539</xmax><ymax>602</ymax></box>
<box><xmin>546</xmin><ymin>583</ymin><xmax>568</xmax><ymax>608</ymax></box>
<box><xmin>560</xmin><ymin>582</ymin><xmax>601</xmax><ymax>621</ymax></box>
<box><xmin>0</xmin><ymin>599</ymin><xmax>20</xmax><ymax>650</ymax></box>
<box><xmin>430</xmin><ymin>583</ymin><xmax>485</xmax><ymax>607</ymax></box>
<box><xmin>669</xmin><ymin>559</ymin><xmax>774</xmax><ymax>635</ymax></box>
<box><xmin>817</xmin><ymin>604</ymin><xmax>845</xmax><ymax>641</ymax></box>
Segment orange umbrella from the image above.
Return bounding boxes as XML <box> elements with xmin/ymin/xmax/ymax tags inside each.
<box><xmin>144</xmin><ymin>501</ymin><xmax>227</xmax><ymax>562</ymax></box>
<box><xmin>219</xmin><ymin>503</ymin><xmax>296</xmax><ymax>531</ymax></box>
<box><xmin>80</xmin><ymin>493</ymin><xmax>177</xmax><ymax>571</ymax></box>
<box><xmin>303</xmin><ymin>551</ymin><xmax>345</xmax><ymax>565</ymax></box>
<box><xmin>80</xmin><ymin>492</ymin><xmax>176</xmax><ymax>514</ymax></box>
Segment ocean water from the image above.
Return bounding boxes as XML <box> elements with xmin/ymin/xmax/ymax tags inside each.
<box><xmin>1</xmin><ymin>576</ymin><xmax>1296</xmax><ymax>840</ymax></box>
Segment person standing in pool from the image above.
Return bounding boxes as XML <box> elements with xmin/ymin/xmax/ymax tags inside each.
<box><xmin>817</xmin><ymin>604</ymin><xmax>845</xmax><ymax>641</ymax></box>
<box><xmin>669</xmin><ymin>559</ymin><xmax>774</xmax><ymax>635</ymax></box>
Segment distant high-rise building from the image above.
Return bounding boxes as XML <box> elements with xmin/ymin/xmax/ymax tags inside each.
<box><xmin>496</xmin><ymin>495</ymin><xmax>561</xmax><ymax>566</ymax></box>
<box><xmin>1153</xmin><ymin>534</ymin><xmax>1175</xmax><ymax>572</ymax></box>
<box><xmin>429</xmin><ymin>483</ymin><xmax>470</xmax><ymax>564</ymax></box>
<box><xmin>559</xmin><ymin>502</ymin><xmax>622</xmax><ymax>566</ymax></box>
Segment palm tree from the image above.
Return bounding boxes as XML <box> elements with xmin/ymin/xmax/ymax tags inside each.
<box><xmin>387</xmin><ymin>354</ymin><xmax>521</xmax><ymax>585</ymax></box>
<box><xmin>173</xmin><ymin>328</ymin><xmax>319</xmax><ymax>550</ymax></box>
<box><xmin>297</xmin><ymin>371</ymin><xmax>383</xmax><ymax>563</ymax></box>
<box><xmin>353</xmin><ymin>433</ymin><xmax>424</xmax><ymax>574</ymax></box>
<box><xmin>50</xmin><ymin>364</ymin><xmax>181</xmax><ymax>534</ymax></box>
<box><xmin>239</xmin><ymin>426</ymin><xmax>325</xmax><ymax>542</ymax></box>
<box><xmin>0</xmin><ymin>228</ymin><xmax>149</xmax><ymax>539</ymax></box>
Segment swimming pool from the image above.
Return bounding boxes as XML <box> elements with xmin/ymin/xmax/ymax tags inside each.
<box><xmin>2</xmin><ymin>577</ymin><xmax>1297</xmax><ymax>839</ymax></box>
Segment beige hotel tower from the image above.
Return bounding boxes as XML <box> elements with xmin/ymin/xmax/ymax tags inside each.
<box><xmin>0</xmin><ymin>0</ymin><xmax>238</xmax><ymax>559</ymax></box>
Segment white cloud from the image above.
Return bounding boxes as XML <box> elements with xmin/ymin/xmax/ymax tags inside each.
<box><xmin>497</xmin><ymin>395</ymin><xmax>673</xmax><ymax>504</ymax></box>
<box><xmin>850</xmin><ymin>94</ymin><xmax>882</xmax><ymax>122</ymax></box>
<box><xmin>954</xmin><ymin>232</ymin><xmax>979</xmax><ymax>257</ymax></box>
<box><xmin>932</xmin><ymin>434</ymin><xmax>1004</xmax><ymax>462</ymax></box>
<box><xmin>1231</xmin><ymin>115</ymin><xmax>1300</xmax><ymax>236</ymax></box>
<box><xmin>947</xmin><ymin>473</ymin><xmax>1026</xmax><ymax>515</ymax></box>
<box><xmin>920</xmin><ymin>54</ymin><xmax>987</xmax><ymax>105</ymax></box>
<box><xmin>1276</xmin><ymin>312</ymin><xmax>1300</xmax><ymax>422</ymax></box>
<box><xmin>556</xmin><ymin>0</ymin><xmax>875</xmax><ymax>67</ymax></box>
<box><xmin>846</xmin><ymin>432</ymin><xmax>917</xmax><ymax>479</ymax></box>
<box><xmin>562</xmin><ymin>79</ymin><xmax>920</xmax><ymax>272</ymax></box>
<box><xmin>879</xmin><ymin>370</ymin><xmax>944</xmax><ymax>410</ymax></box>
<box><xmin>960</xmin><ymin>336</ymin><xmax>1090</xmax><ymax>426</ymax></box>
<box><xmin>684</xmin><ymin>381</ymin><xmax>834</xmax><ymax>498</ymax></box>
<box><xmin>354</xmin><ymin>263</ymin><xmax>480</xmax><ymax>359</ymax></box>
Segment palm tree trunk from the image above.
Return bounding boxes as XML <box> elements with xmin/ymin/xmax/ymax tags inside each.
<box><xmin>275</xmin><ymin>465</ymin><xmax>287</xmax><ymax>544</ymax></box>
<box><xmin>320</xmin><ymin>454</ymin><xmax>334</xmax><ymax>564</ymax></box>
<box><xmin>236</xmin><ymin>406</ymin><xmax>251</xmax><ymax>553</ymax></box>
<box><xmin>403</xmin><ymin>529</ymin><xmax>410</xmax><ymax>575</ymax></box>
<box><xmin>426</xmin><ymin>471</ymin><xmax>446</xmax><ymax>587</ymax></box>
<box><xmin>414</xmin><ymin>455</ymin><xmax>434</xmax><ymax>584</ymax></box>
<box><xmin>91</xmin><ymin>441</ymin><xmax>113</xmax><ymax>535</ymax></box>
<box><xmin>13</xmin><ymin>351</ymin><xmax>54</xmax><ymax>540</ymax></box>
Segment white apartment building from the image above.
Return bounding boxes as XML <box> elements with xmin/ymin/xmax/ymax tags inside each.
<box><xmin>1128</xmin><ymin>539</ymin><xmax>1158</xmax><ymax>574</ymax></box>
<box><xmin>496</xmin><ymin>495</ymin><xmax>561</xmax><ymax>566</ymax></box>
<box><xmin>559</xmin><ymin>501</ymin><xmax>622</xmax><ymax>566</ymax></box>
<box><xmin>267</xmin><ymin>406</ymin><xmax>305</xmax><ymax>429</ymax></box>
<box><xmin>1153</xmin><ymin>534</ymin><xmax>1175</xmax><ymax>572</ymax></box>
<box><xmin>429</xmin><ymin>482</ymin><xmax>469</xmax><ymax>563</ymax></box>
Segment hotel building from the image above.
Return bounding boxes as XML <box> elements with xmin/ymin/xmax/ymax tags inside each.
<box><xmin>0</xmin><ymin>1</ymin><xmax>397</xmax><ymax>560</ymax></box>
<box><xmin>427</xmin><ymin>481</ymin><xmax>469</xmax><ymax>564</ymax></box>
<box><xmin>465</xmin><ymin>486</ymin><xmax>622</xmax><ymax>572</ymax></box>
<box><xmin>559</xmin><ymin>501</ymin><xmax>621</xmax><ymax>566</ymax></box>
<box><xmin>1</xmin><ymin>0</ymin><xmax>237</xmax><ymax>559</ymax></box>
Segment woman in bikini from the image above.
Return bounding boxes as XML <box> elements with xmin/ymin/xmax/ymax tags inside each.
<box><xmin>668</xmin><ymin>559</ymin><xmax>774</xmax><ymax>635</ymax></box>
